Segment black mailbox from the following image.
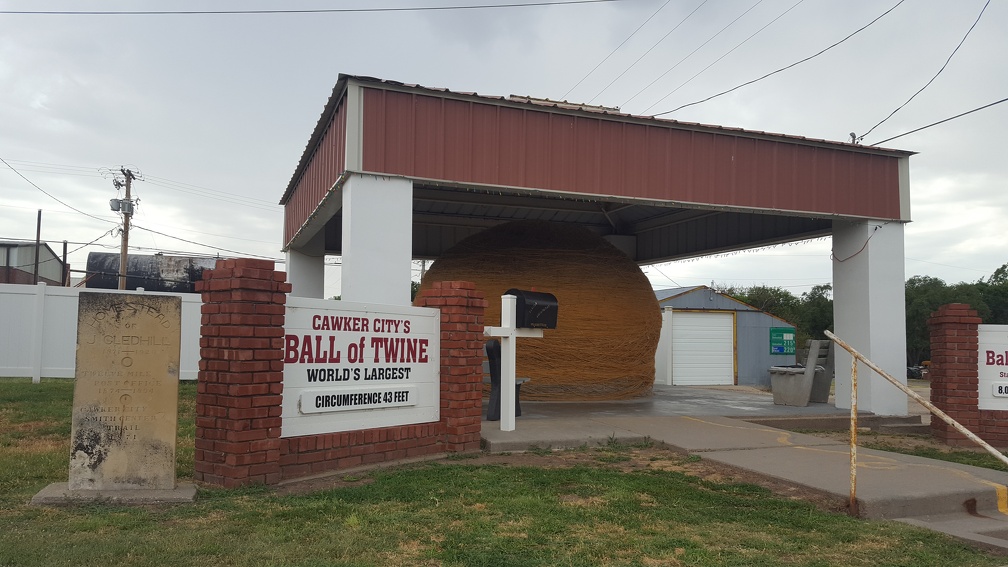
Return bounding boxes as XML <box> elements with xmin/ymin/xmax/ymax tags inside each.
<box><xmin>504</xmin><ymin>289</ymin><xmax>558</xmax><ymax>329</ymax></box>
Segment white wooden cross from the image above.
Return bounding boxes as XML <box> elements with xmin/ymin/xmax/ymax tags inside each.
<box><xmin>484</xmin><ymin>294</ymin><xmax>543</xmax><ymax>431</ymax></box>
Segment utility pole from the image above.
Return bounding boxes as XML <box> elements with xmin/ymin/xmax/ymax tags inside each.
<box><xmin>118</xmin><ymin>168</ymin><xmax>134</xmax><ymax>290</ymax></box>
<box><xmin>109</xmin><ymin>167</ymin><xmax>137</xmax><ymax>290</ymax></box>
<box><xmin>62</xmin><ymin>240</ymin><xmax>68</xmax><ymax>286</ymax></box>
<box><xmin>33</xmin><ymin>209</ymin><xmax>41</xmax><ymax>285</ymax></box>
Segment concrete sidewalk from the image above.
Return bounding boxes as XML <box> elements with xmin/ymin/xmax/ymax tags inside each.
<box><xmin>481</xmin><ymin>384</ymin><xmax>1008</xmax><ymax>552</ymax></box>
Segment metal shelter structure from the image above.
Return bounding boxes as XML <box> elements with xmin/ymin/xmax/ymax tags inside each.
<box><xmin>279</xmin><ymin>73</ymin><xmax>914</xmax><ymax>415</ymax></box>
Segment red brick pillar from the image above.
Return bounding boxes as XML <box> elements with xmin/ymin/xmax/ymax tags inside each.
<box><xmin>415</xmin><ymin>281</ymin><xmax>486</xmax><ymax>452</ymax></box>
<box><xmin>194</xmin><ymin>259</ymin><xmax>291</xmax><ymax>487</ymax></box>
<box><xmin>928</xmin><ymin>303</ymin><xmax>981</xmax><ymax>446</ymax></box>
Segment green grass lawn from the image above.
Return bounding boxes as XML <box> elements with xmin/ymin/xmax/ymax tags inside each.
<box><xmin>1</xmin><ymin>378</ymin><xmax>1004</xmax><ymax>567</ymax></box>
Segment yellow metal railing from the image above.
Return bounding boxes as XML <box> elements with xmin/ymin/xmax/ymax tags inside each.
<box><xmin>824</xmin><ymin>330</ymin><xmax>1008</xmax><ymax>516</ymax></box>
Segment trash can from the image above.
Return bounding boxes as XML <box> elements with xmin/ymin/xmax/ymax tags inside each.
<box><xmin>485</xmin><ymin>339</ymin><xmax>524</xmax><ymax>421</ymax></box>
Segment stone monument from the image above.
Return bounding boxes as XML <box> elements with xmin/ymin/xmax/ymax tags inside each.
<box><xmin>32</xmin><ymin>291</ymin><xmax>196</xmax><ymax>504</ymax></box>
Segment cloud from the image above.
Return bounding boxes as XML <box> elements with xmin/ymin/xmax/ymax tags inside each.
<box><xmin>0</xmin><ymin>0</ymin><xmax>1005</xmax><ymax>295</ymax></box>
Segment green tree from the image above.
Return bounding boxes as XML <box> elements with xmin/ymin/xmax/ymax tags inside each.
<box><xmin>731</xmin><ymin>285</ymin><xmax>801</xmax><ymax>325</ymax></box>
<box><xmin>988</xmin><ymin>262</ymin><xmax>1008</xmax><ymax>286</ymax></box>
<box><xmin>717</xmin><ymin>269</ymin><xmax>1008</xmax><ymax>366</ymax></box>
<box><xmin>904</xmin><ymin>275</ymin><xmax>990</xmax><ymax>365</ymax></box>
<box><xmin>904</xmin><ymin>275</ymin><xmax>950</xmax><ymax>365</ymax></box>
<box><xmin>721</xmin><ymin>284</ymin><xmax>823</xmax><ymax>344</ymax></box>
<box><xmin>796</xmin><ymin>284</ymin><xmax>833</xmax><ymax>340</ymax></box>
<box><xmin>978</xmin><ymin>262</ymin><xmax>1008</xmax><ymax>325</ymax></box>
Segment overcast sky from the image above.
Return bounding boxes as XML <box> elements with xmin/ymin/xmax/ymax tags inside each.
<box><xmin>1</xmin><ymin>0</ymin><xmax>1005</xmax><ymax>299</ymax></box>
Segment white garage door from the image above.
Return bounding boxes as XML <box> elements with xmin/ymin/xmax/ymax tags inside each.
<box><xmin>671</xmin><ymin>311</ymin><xmax>735</xmax><ymax>385</ymax></box>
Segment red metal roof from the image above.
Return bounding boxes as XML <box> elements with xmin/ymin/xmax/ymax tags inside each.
<box><xmin>281</xmin><ymin>74</ymin><xmax>913</xmax><ymax>259</ymax></box>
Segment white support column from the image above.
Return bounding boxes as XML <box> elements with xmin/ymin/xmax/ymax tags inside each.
<box><xmin>286</xmin><ymin>230</ymin><xmax>326</xmax><ymax>299</ymax></box>
<box><xmin>500</xmin><ymin>295</ymin><xmax>518</xmax><ymax>432</ymax></box>
<box><xmin>341</xmin><ymin>173</ymin><xmax>413</xmax><ymax>306</ymax></box>
<box><xmin>832</xmin><ymin>220</ymin><xmax>908</xmax><ymax>416</ymax></box>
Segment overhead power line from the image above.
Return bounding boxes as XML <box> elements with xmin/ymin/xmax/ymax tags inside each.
<box><xmin>0</xmin><ymin>156</ymin><xmax>118</xmax><ymax>226</ymax></box>
<box><xmin>587</xmin><ymin>0</ymin><xmax>709</xmax><ymax>104</ymax></box>
<box><xmin>1</xmin><ymin>159</ymin><xmax>98</xmax><ymax>172</ymax></box>
<box><xmin>653</xmin><ymin>0</ymin><xmax>906</xmax><ymax>117</ymax></box>
<box><xmin>0</xmin><ymin>161</ymin><xmax>102</xmax><ymax>178</ymax></box>
<box><xmin>127</xmin><ymin>221</ymin><xmax>278</xmax><ymax>245</ymax></box>
<box><xmin>638</xmin><ymin>0</ymin><xmax>805</xmax><ymax>114</ymax></box>
<box><xmin>1</xmin><ymin>235</ymin><xmax>106</xmax><ymax>246</ymax></box>
<box><xmin>0</xmin><ymin>235</ymin><xmax>269</xmax><ymax>263</ymax></box>
<box><xmin>2</xmin><ymin>158</ymin><xmax>279</xmax><ymax>210</ymax></box>
<box><xmin>646</xmin><ymin>264</ymin><xmax>681</xmax><ymax>287</ymax></box>
<box><xmin>561</xmin><ymin>0</ymin><xmax>672</xmax><ymax>101</ymax></box>
<box><xmin>870</xmin><ymin>96</ymin><xmax>1008</xmax><ymax>146</ymax></box>
<box><xmin>131</xmin><ymin>224</ymin><xmax>282</xmax><ymax>260</ymax></box>
<box><xmin>623</xmin><ymin>0</ymin><xmax>764</xmax><ymax>109</ymax></box>
<box><xmin>143</xmin><ymin>179</ymin><xmax>279</xmax><ymax>212</ymax></box>
<box><xmin>856</xmin><ymin>0</ymin><xmax>991</xmax><ymax>143</ymax></box>
<box><xmin>905</xmin><ymin>257</ymin><xmax>992</xmax><ymax>274</ymax></box>
<box><xmin>6</xmin><ymin>229</ymin><xmax>116</xmax><ymax>269</ymax></box>
<box><xmin>144</xmin><ymin>174</ymin><xmax>277</xmax><ymax>207</ymax></box>
<box><xmin>0</xmin><ymin>0</ymin><xmax>623</xmax><ymax>16</ymax></box>
<box><xmin>70</xmin><ymin>239</ymin><xmax>269</xmax><ymax>259</ymax></box>
<box><xmin>1</xmin><ymin>158</ymin><xmax>282</xmax><ymax>260</ymax></box>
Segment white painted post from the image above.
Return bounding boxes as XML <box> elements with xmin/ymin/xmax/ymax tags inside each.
<box><xmin>484</xmin><ymin>294</ymin><xmax>546</xmax><ymax>431</ymax></box>
<box><xmin>31</xmin><ymin>282</ymin><xmax>46</xmax><ymax>383</ymax></box>
<box><xmin>499</xmin><ymin>295</ymin><xmax>518</xmax><ymax>431</ymax></box>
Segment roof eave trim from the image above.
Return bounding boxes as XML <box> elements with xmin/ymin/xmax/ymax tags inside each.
<box><xmin>339</xmin><ymin>74</ymin><xmax>915</xmax><ymax>158</ymax></box>
<box><xmin>279</xmin><ymin>74</ymin><xmax>352</xmax><ymax>205</ymax></box>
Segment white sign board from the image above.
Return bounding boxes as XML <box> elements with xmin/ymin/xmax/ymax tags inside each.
<box><xmin>281</xmin><ymin>297</ymin><xmax>440</xmax><ymax>437</ymax></box>
<box><xmin>978</xmin><ymin>324</ymin><xmax>1008</xmax><ymax>411</ymax></box>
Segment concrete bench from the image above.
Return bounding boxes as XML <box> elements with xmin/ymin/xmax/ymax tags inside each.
<box><xmin>770</xmin><ymin>339</ymin><xmax>833</xmax><ymax>406</ymax></box>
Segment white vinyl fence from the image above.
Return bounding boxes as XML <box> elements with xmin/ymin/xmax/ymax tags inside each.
<box><xmin>0</xmin><ymin>283</ymin><xmax>201</xmax><ymax>382</ymax></box>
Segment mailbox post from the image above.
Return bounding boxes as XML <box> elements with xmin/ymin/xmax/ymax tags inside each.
<box><xmin>484</xmin><ymin>290</ymin><xmax>557</xmax><ymax>432</ymax></box>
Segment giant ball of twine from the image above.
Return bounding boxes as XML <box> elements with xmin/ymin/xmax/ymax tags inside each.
<box><xmin>416</xmin><ymin>220</ymin><xmax>660</xmax><ymax>401</ymax></box>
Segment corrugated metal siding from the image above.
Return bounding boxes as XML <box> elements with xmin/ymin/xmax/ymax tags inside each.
<box><xmin>659</xmin><ymin>288</ymin><xmax>757</xmax><ymax>311</ymax></box>
<box><xmin>636</xmin><ymin>212</ymin><xmax>830</xmax><ymax>262</ymax></box>
<box><xmin>284</xmin><ymin>97</ymin><xmax>348</xmax><ymax>246</ymax></box>
<box><xmin>737</xmin><ymin>311</ymin><xmax>796</xmax><ymax>388</ymax></box>
<box><xmin>660</xmin><ymin>289</ymin><xmax>795</xmax><ymax>387</ymax></box>
<box><xmin>361</xmin><ymin>88</ymin><xmax>902</xmax><ymax>220</ymax></box>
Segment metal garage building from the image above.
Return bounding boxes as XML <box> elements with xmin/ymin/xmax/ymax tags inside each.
<box><xmin>654</xmin><ymin>286</ymin><xmax>795</xmax><ymax>388</ymax></box>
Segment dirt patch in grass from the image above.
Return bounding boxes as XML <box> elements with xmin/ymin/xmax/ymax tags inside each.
<box><xmin>0</xmin><ymin>415</ymin><xmax>68</xmax><ymax>455</ymax></box>
<box><xmin>7</xmin><ymin>436</ymin><xmax>67</xmax><ymax>454</ymax></box>
<box><xmin>805</xmin><ymin>429</ymin><xmax>1006</xmax><ymax>460</ymax></box>
<box><xmin>273</xmin><ymin>444</ymin><xmax>851</xmax><ymax>514</ymax></box>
